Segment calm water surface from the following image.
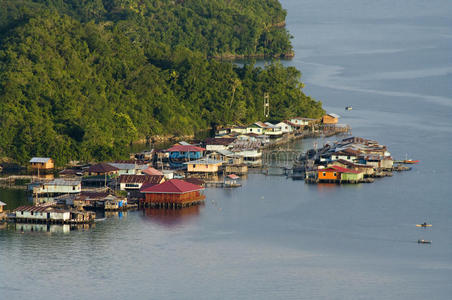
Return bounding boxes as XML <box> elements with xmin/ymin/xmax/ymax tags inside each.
<box><xmin>1</xmin><ymin>0</ymin><xmax>451</xmax><ymax>299</ymax></box>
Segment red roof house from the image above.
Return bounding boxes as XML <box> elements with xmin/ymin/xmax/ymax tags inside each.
<box><xmin>140</xmin><ymin>179</ymin><xmax>205</xmax><ymax>207</ymax></box>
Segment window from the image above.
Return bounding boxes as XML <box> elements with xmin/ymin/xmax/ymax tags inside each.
<box><xmin>347</xmin><ymin>156</ymin><xmax>350</xmax><ymax>159</ymax></box>
<box><xmin>31</xmin><ymin>211</ymin><xmax>34</xmax><ymax>216</ymax></box>
<box><xmin>72</xmin><ymin>186</ymin><xmax>76</xmax><ymax>190</ymax></box>
<box><xmin>192</xmin><ymin>165</ymin><xmax>196</xmax><ymax>168</ymax></box>
<box><xmin>334</xmin><ymin>173</ymin><xmax>337</xmax><ymax>176</ymax></box>
<box><xmin>323</xmin><ymin>172</ymin><xmax>326</xmax><ymax>176</ymax></box>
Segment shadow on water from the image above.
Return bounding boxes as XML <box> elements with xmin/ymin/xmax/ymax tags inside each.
<box><xmin>141</xmin><ymin>205</ymin><xmax>203</xmax><ymax>227</ymax></box>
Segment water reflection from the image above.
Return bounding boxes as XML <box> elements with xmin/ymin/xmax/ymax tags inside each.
<box><xmin>142</xmin><ymin>205</ymin><xmax>203</xmax><ymax>227</ymax></box>
<box><xmin>12</xmin><ymin>223</ymin><xmax>94</xmax><ymax>234</ymax></box>
<box><xmin>105</xmin><ymin>210</ymin><xmax>128</xmax><ymax>219</ymax></box>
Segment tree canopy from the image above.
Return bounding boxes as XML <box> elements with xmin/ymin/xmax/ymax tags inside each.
<box><xmin>0</xmin><ymin>0</ymin><xmax>324</xmax><ymax>165</ymax></box>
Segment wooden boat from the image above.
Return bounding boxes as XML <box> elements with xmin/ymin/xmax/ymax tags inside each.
<box><xmin>416</xmin><ymin>224</ymin><xmax>432</xmax><ymax>227</ymax></box>
<box><xmin>345</xmin><ymin>106</ymin><xmax>352</xmax><ymax>111</ymax></box>
<box><xmin>418</xmin><ymin>239</ymin><xmax>431</xmax><ymax>244</ymax></box>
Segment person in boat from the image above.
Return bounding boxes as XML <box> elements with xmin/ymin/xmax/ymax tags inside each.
<box><xmin>423</xmin><ymin>222</ymin><xmax>427</xmax><ymax>226</ymax></box>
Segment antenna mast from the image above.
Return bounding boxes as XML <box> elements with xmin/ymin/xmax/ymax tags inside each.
<box><xmin>263</xmin><ymin>93</ymin><xmax>269</xmax><ymax>118</ymax></box>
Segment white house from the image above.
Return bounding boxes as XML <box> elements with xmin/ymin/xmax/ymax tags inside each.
<box><xmin>263</xmin><ymin>122</ymin><xmax>283</xmax><ymax>136</ymax></box>
<box><xmin>232</xmin><ymin>149</ymin><xmax>262</xmax><ymax>166</ymax></box>
<box><xmin>204</xmin><ymin>138</ymin><xmax>236</xmax><ymax>152</ymax></box>
<box><xmin>29</xmin><ymin>179</ymin><xmax>81</xmax><ymax>195</ymax></box>
<box><xmin>289</xmin><ymin>117</ymin><xmax>317</xmax><ymax>127</ymax></box>
<box><xmin>246</xmin><ymin>122</ymin><xmax>268</xmax><ymax>134</ymax></box>
<box><xmin>13</xmin><ymin>206</ymin><xmax>71</xmax><ymax>222</ymax></box>
<box><xmin>275</xmin><ymin>121</ymin><xmax>293</xmax><ymax>133</ymax></box>
<box><xmin>108</xmin><ymin>162</ymin><xmax>149</xmax><ymax>175</ymax></box>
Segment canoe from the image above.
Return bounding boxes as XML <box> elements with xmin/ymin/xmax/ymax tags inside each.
<box><xmin>418</xmin><ymin>239</ymin><xmax>432</xmax><ymax>244</ymax></box>
<box><xmin>416</xmin><ymin>224</ymin><xmax>432</xmax><ymax>227</ymax></box>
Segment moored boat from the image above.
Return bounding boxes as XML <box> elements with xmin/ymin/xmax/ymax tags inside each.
<box><xmin>418</xmin><ymin>239</ymin><xmax>431</xmax><ymax>244</ymax></box>
<box><xmin>403</xmin><ymin>159</ymin><xmax>419</xmax><ymax>164</ymax></box>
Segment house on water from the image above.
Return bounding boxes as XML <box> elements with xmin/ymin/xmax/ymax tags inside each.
<box><xmin>165</xmin><ymin>145</ymin><xmax>206</xmax><ymax>168</ymax></box>
<box><xmin>322</xmin><ymin>113</ymin><xmax>340</xmax><ymax>124</ymax></box>
<box><xmin>85</xmin><ymin>163</ymin><xmax>119</xmax><ymax>177</ymax></box>
<box><xmin>204</xmin><ymin>138</ymin><xmax>236</xmax><ymax>152</ymax></box>
<box><xmin>12</xmin><ymin>206</ymin><xmax>95</xmax><ymax>224</ymax></box>
<box><xmin>29</xmin><ymin>157</ymin><xmax>54</xmax><ymax>170</ymax></box>
<box><xmin>140</xmin><ymin>179</ymin><xmax>205</xmax><ymax>208</ymax></box>
<box><xmin>317</xmin><ymin>166</ymin><xmax>364</xmax><ymax>183</ymax></box>
<box><xmin>288</xmin><ymin>117</ymin><xmax>317</xmax><ymax>128</ymax></box>
<box><xmin>29</xmin><ymin>179</ymin><xmax>82</xmax><ymax>197</ymax></box>
<box><xmin>108</xmin><ymin>162</ymin><xmax>149</xmax><ymax>175</ymax></box>
<box><xmin>184</xmin><ymin>159</ymin><xmax>224</xmax><ymax>174</ymax></box>
<box><xmin>330</xmin><ymin>159</ymin><xmax>375</xmax><ymax>177</ymax></box>
<box><xmin>119</xmin><ymin>174</ymin><xmax>165</xmax><ymax>191</ymax></box>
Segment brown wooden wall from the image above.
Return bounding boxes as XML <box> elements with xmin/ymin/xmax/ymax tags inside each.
<box><xmin>144</xmin><ymin>191</ymin><xmax>204</xmax><ymax>204</ymax></box>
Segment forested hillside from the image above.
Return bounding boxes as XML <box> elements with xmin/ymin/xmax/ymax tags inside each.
<box><xmin>0</xmin><ymin>0</ymin><xmax>324</xmax><ymax>165</ymax></box>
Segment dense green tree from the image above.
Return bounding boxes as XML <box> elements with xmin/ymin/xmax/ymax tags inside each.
<box><xmin>0</xmin><ymin>0</ymin><xmax>324</xmax><ymax>165</ymax></box>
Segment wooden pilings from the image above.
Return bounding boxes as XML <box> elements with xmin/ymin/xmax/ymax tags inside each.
<box><xmin>139</xmin><ymin>199</ymin><xmax>204</xmax><ymax>209</ymax></box>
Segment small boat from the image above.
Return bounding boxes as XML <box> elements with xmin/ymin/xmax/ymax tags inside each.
<box><xmin>402</xmin><ymin>153</ymin><xmax>419</xmax><ymax>164</ymax></box>
<box><xmin>416</xmin><ymin>223</ymin><xmax>432</xmax><ymax>227</ymax></box>
<box><xmin>418</xmin><ymin>239</ymin><xmax>432</xmax><ymax>244</ymax></box>
<box><xmin>345</xmin><ymin>106</ymin><xmax>352</xmax><ymax>111</ymax></box>
<box><xmin>403</xmin><ymin>159</ymin><xmax>419</xmax><ymax>164</ymax></box>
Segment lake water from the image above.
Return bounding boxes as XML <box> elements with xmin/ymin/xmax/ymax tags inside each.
<box><xmin>1</xmin><ymin>0</ymin><xmax>452</xmax><ymax>299</ymax></box>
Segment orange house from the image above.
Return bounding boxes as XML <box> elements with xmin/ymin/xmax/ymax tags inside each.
<box><xmin>322</xmin><ymin>113</ymin><xmax>339</xmax><ymax>124</ymax></box>
<box><xmin>318</xmin><ymin>168</ymin><xmax>339</xmax><ymax>181</ymax></box>
<box><xmin>29</xmin><ymin>157</ymin><xmax>54</xmax><ymax>170</ymax></box>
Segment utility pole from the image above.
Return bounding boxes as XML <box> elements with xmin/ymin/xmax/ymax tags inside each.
<box><xmin>263</xmin><ymin>93</ymin><xmax>270</xmax><ymax>118</ymax></box>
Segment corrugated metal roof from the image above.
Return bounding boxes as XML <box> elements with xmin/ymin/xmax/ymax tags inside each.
<box><xmin>86</xmin><ymin>163</ymin><xmax>119</xmax><ymax>173</ymax></box>
<box><xmin>328</xmin><ymin>113</ymin><xmax>341</xmax><ymax>118</ymax></box>
<box><xmin>166</xmin><ymin>145</ymin><xmax>206</xmax><ymax>152</ymax></box>
<box><xmin>30</xmin><ymin>157</ymin><xmax>51</xmax><ymax>163</ymax></box>
<box><xmin>204</xmin><ymin>138</ymin><xmax>236</xmax><ymax>146</ymax></box>
<box><xmin>183</xmin><ymin>159</ymin><xmax>223</xmax><ymax>165</ymax></box>
<box><xmin>108</xmin><ymin>163</ymin><xmax>137</xmax><ymax>170</ymax></box>
<box><xmin>178</xmin><ymin>141</ymin><xmax>192</xmax><ymax>146</ymax></box>
<box><xmin>142</xmin><ymin>167</ymin><xmax>164</xmax><ymax>176</ymax></box>
<box><xmin>14</xmin><ymin>206</ymin><xmax>52</xmax><ymax>212</ymax></box>
<box><xmin>119</xmin><ymin>174</ymin><xmax>163</xmax><ymax>184</ymax></box>
<box><xmin>330</xmin><ymin>165</ymin><xmax>361</xmax><ymax>174</ymax></box>
<box><xmin>44</xmin><ymin>179</ymin><xmax>81</xmax><ymax>186</ymax></box>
